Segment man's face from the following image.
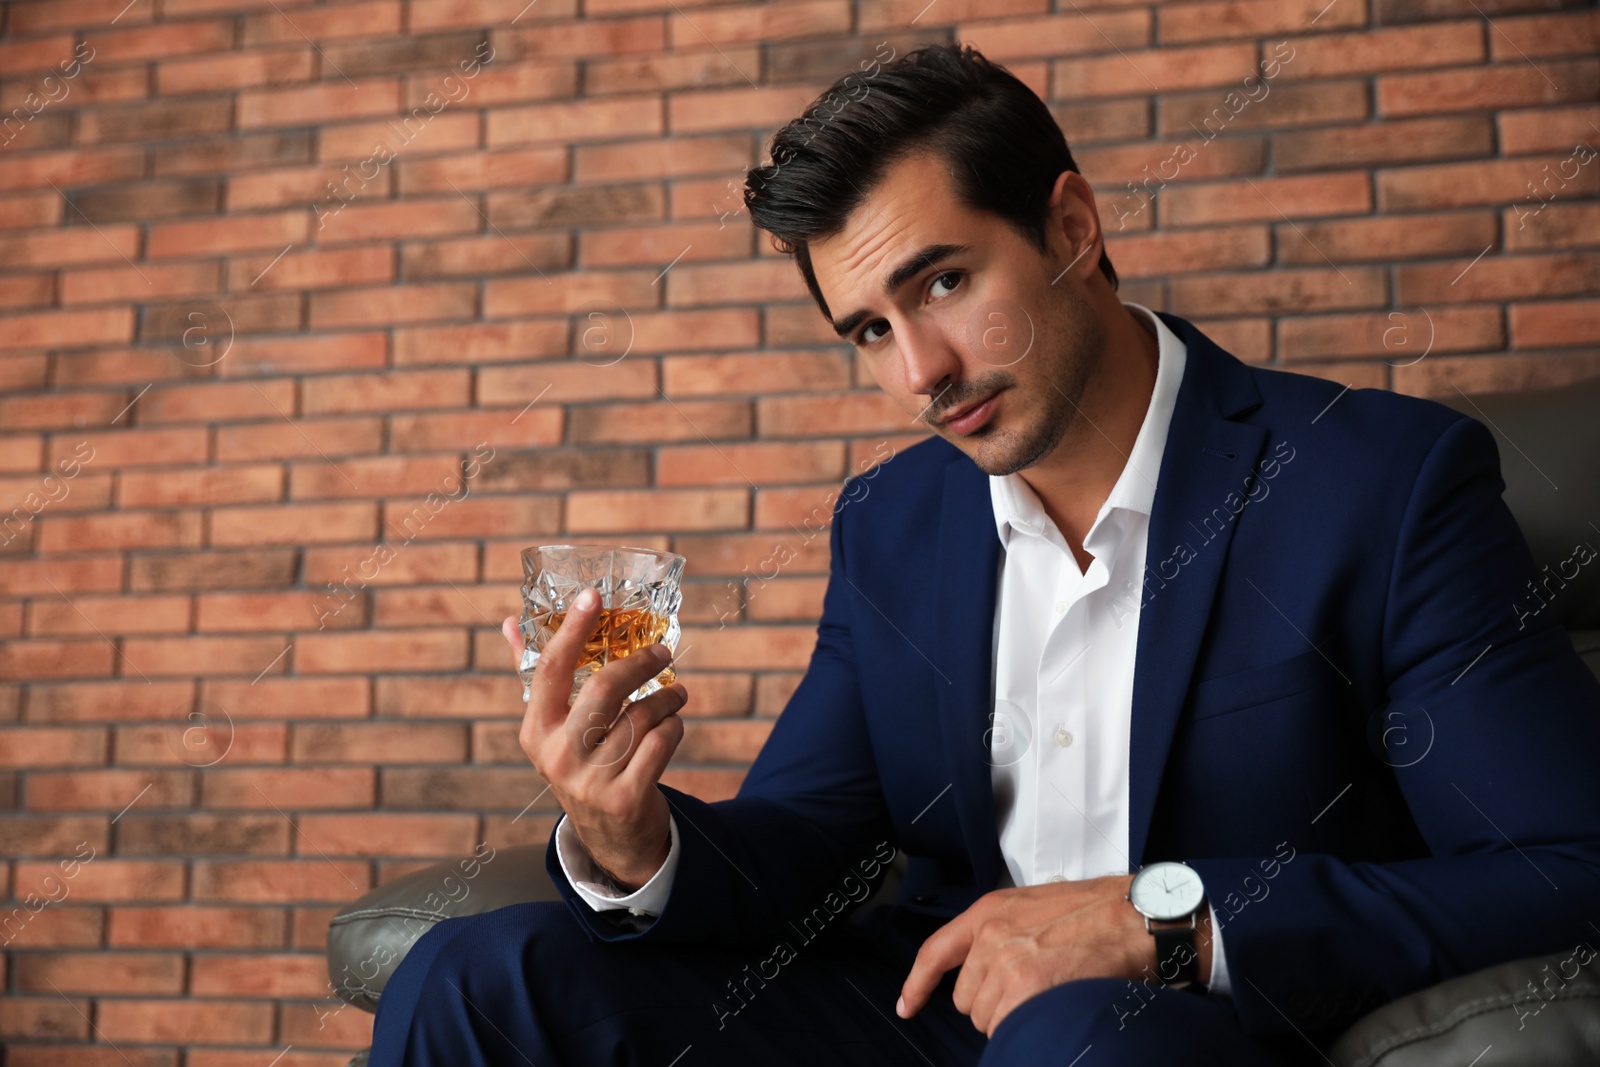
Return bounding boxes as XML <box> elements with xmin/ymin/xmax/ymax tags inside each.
<box><xmin>809</xmin><ymin>150</ymin><xmax>1109</xmax><ymax>477</ymax></box>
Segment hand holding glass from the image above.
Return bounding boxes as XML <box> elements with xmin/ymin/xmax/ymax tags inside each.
<box><xmin>508</xmin><ymin>544</ymin><xmax>687</xmax><ymax>892</ymax></box>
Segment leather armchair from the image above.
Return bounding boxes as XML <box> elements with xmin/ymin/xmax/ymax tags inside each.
<box><xmin>328</xmin><ymin>376</ymin><xmax>1600</xmax><ymax>1066</ymax></box>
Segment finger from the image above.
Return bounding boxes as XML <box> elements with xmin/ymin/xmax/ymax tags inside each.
<box><xmin>949</xmin><ymin>935</ymin><xmax>987</xmax><ymax>1018</ymax></box>
<box><xmin>567</xmin><ymin>640</ymin><xmax>673</xmax><ymax>739</ymax></box>
<box><xmin>568</xmin><ymin>701</ymin><xmax>634</xmax><ymax>768</ymax></box>
<box><xmin>614</xmin><ymin>687</ymin><xmax>687</xmax><ymax>793</ymax></box>
<box><xmin>529</xmin><ymin>587</ymin><xmax>604</xmax><ymax>728</ymax></box>
<box><xmin>966</xmin><ymin>966</ymin><xmax>1004</xmax><ymax>1036</ymax></box>
<box><xmin>502</xmin><ymin>614</ymin><xmax>524</xmax><ymax>653</ymax></box>
<box><xmin>616</xmin><ymin>680</ymin><xmax>687</xmax><ymax>743</ymax></box>
<box><xmin>565</xmin><ymin>648</ymin><xmax>676</xmax><ymax>765</ymax></box>
<box><xmin>984</xmin><ymin>990</ymin><xmax>1026</xmax><ymax>1040</ymax></box>
<box><xmin>898</xmin><ymin>922</ymin><xmax>973</xmax><ymax>1018</ymax></box>
<box><xmin>590</xmin><ymin>680</ymin><xmax>684</xmax><ymax>765</ymax></box>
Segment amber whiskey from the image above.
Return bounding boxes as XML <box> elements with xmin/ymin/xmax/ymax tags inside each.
<box><xmin>545</xmin><ymin>605</ymin><xmax>677</xmax><ymax>692</ymax></box>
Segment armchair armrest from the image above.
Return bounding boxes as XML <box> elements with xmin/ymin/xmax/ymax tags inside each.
<box><xmin>326</xmin><ymin>844</ymin><xmax>558</xmax><ymax>1013</ymax></box>
<box><xmin>1329</xmin><ymin>946</ymin><xmax>1600</xmax><ymax>1066</ymax></box>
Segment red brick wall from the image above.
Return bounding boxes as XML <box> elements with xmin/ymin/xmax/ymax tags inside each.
<box><xmin>0</xmin><ymin>0</ymin><xmax>1595</xmax><ymax>1060</ymax></box>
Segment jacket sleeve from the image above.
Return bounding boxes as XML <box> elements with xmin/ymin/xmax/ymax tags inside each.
<box><xmin>1189</xmin><ymin>414</ymin><xmax>1600</xmax><ymax>1038</ymax></box>
<box><xmin>547</xmin><ymin>474</ymin><xmax>897</xmax><ymax>947</ymax></box>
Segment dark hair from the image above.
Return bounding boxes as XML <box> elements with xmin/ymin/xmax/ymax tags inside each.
<box><xmin>744</xmin><ymin>41</ymin><xmax>1118</xmax><ymax>323</ymax></box>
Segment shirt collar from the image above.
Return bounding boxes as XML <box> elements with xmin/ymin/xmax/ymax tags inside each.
<box><xmin>989</xmin><ymin>301</ymin><xmax>1187</xmax><ymax>547</ymax></box>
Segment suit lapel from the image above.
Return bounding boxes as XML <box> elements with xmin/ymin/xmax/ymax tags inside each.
<box><xmin>1128</xmin><ymin>313</ymin><xmax>1266</xmax><ymax>865</ymax></box>
<box><xmin>929</xmin><ymin>312</ymin><xmax>1268</xmax><ymax>888</ymax></box>
<box><xmin>933</xmin><ymin>453</ymin><xmax>1006</xmax><ymax>893</ymax></box>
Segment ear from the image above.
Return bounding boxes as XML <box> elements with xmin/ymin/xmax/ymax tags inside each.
<box><xmin>1047</xmin><ymin>170</ymin><xmax>1104</xmax><ymax>285</ymax></box>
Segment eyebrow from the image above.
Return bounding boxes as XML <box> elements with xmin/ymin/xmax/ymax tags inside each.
<box><xmin>831</xmin><ymin>242</ymin><xmax>971</xmax><ymax>341</ymax></box>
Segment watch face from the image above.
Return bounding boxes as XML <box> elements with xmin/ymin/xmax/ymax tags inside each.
<box><xmin>1129</xmin><ymin>861</ymin><xmax>1204</xmax><ymax>921</ymax></box>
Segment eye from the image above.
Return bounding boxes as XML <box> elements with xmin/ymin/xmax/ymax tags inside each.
<box><xmin>930</xmin><ymin>270</ymin><xmax>962</xmax><ymax>298</ymax></box>
<box><xmin>855</xmin><ymin>271</ymin><xmax>965</xmax><ymax>348</ymax></box>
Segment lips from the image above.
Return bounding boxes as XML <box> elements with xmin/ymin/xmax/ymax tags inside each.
<box><xmin>940</xmin><ymin>391</ymin><xmax>1000</xmax><ymax>429</ymax></box>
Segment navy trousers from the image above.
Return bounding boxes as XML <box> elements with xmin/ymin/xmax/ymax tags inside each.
<box><xmin>368</xmin><ymin>900</ymin><xmax>1317</xmax><ymax>1066</ymax></box>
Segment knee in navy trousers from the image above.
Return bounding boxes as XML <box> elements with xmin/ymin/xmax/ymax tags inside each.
<box><xmin>368</xmin><ymin>901</ymin><xmax>1314</xmax><ymax>1067</ymax></box>
<box><xmin>976</xmin><ymin>976</ymin><xmax>1318</xmax><ymax>1067</ymax></box>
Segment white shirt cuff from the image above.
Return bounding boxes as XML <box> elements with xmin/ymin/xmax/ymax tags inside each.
<box><xmin>554</xmin><ymin>811</ymin><xmax>679</xmax><ymax>917</ymax></box>
<box><xmin>1206</xmin><ymin>899</ymin><xmax>1231</xmax><ymax>996</ymax></box>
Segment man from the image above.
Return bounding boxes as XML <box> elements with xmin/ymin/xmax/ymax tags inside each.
<box><xmin>369</xmin><ymin>42</ymin><xmax>1600</xmax><ymax>1066</ymax></box>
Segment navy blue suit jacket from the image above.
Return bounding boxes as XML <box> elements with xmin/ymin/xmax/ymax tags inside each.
<box><xmin>547</xmin><ymin>311</ymin><xmax>1600</xmax><ymax>1039</ymax></box>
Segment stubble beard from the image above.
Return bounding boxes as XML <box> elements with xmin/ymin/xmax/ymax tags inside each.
<box><xmin>966</xmin><ymin>289</ymin><xmax>1104</xmax><ymax>477</ymax></box>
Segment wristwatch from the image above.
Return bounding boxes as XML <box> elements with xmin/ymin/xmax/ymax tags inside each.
<box><xmin>1126</xmin><ymin>860</ymin><xmax>1206</xmax><ymax>990</ymax></box>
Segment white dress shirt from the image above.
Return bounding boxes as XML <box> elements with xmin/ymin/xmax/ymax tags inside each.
<box><xmin>554</xmin><ymin>301</ymin><xmax>1230</xmax><ymax>993</ymax></box>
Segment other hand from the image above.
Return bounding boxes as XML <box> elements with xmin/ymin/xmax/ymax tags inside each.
<box><xmin>896</xmin><ymin>874</ymin><xmax>1211</xmax><ymax>1037</ymax></box>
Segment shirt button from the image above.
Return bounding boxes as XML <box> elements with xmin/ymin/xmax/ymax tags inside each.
<box><xmin>1053</xmin><ymin>599</ymin><xmax>1069</xmax><ymax>615</ymax></box>
<box><xmin>1054</xmin><ymin>727</ymin><xmax>1073</xmax><ymax>747</ymax></box>
<box><xmin>1048</xmin><ymin>874</ymin><xmax>1066</xmax><ymax>883</ymax></box>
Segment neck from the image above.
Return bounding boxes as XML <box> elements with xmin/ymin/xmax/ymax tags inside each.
<box><xmin>1016</xmin><ymin>304</ymin><xmax>1160</xmax><ymax>550</ymax></box>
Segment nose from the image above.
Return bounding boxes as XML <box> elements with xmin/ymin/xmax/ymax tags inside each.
<box><xmin>896</xmin><ymin>315</ymin><xmax>964</xmax><ymax>415</ymax></box>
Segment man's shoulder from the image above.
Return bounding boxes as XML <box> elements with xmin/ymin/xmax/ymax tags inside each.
<box><xmin>844</xmin><ymin>433</ymin><xmax>965</xmax><ymax>491</ymax></box>
<box><xmin>1245</xmin><ymin>364</ymin><xmax>1481</xmax><ymax>478</ymax></box>
<box><xmin>1170</xmin><ymin>311</ymin><xmax>1477</xmax><ymax>456</ymax></box>
<box><xmin>834</xmin><ymin>434</ymin><xmax>967</xmax><ymax>530</ymax></box>
<box><xmin>1268</xmin><ymin>361</ymin><xmax>1459</xmax><ymax>415</ymax></box>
